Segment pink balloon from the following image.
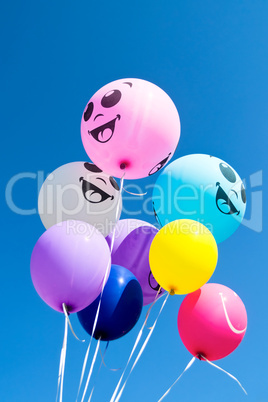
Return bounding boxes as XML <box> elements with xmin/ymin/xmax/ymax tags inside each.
<box><xmin>30</xmin><ymin>220</ymin><xmax>111</xmax><ymax>313</ymax></box>
<box><xmin>178</xmin><ymin>283</ymin><xmax>247</xmax><ymax>361</ymax></box>
<box><xmin>81</xmin><ymin>78</ymin><xmax>181</xmax><ymax>179</ymax></box>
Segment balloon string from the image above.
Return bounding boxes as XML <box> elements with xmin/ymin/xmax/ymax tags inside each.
<box><xmin>152</xmin><ymin>202</ymin><xmax>163</xmax><ymax>228</ymax></box>
<box><xmin>201</xmin><ymin>355</ymin><xmax>247</xmax><ymax>395</ymax></box>
<box><xmin>99</xmin><ymin>341</ymin><xmax>121</xmax><ymax>371</ymax></box>
<box><xmin>109</xmin><ymin>321</ymin><xmax>147</xmax><ymax>402</ymax></box>
<box><xmin>80</xmin><ymin>338</ymin><xmax>101</xmax><ymax>402</ymax></box>
<box><xmin>56</xmin><ymin>312</ymin><xmax>68</xmax><ymax>402</ymax></box>
<box><xmin>145</xmin><ymin>286</ymin><xmax>163</xmax><ymax>329</ymax></box>
<box><xmin>88</xmin><ymin>342</ymin><xmax>110</xmax><ymax>402</ymax></box>
<box><xmin>76</xmin><ymin>280</ymin><xmax>106</xmax><ymax>401</ymax></box>
<box><xmin>111</xmin><ymin>292</ymin><xmax>169</xmax><ymax>402</ymax></box>
<box><xmin>110</xmin><ymin>171</ymin><xmax>125</xmax><ymax>253</ymax></box>
<box><xmin>77</xmin><ymin>173</ymin><xmax>124</xmax><ymax>401</ymax></box>
<box><xmin>62</xmin><ymin>303</ymin><xmax>85</xmax><ymax>342</ymax></box>
<box><xmin>76</xmin><ymin>340</ymin><xmax>92</xmax><ymax>401</ymax></box>
<box><xmin>123</xmin><ymin>187</ymin><xmax>147</xmax><ymax>196</ymax></box>
<box><xmin>157</xmin><ymin>356</ymin><xmax>196</xmax><ymax>401</ymax></box>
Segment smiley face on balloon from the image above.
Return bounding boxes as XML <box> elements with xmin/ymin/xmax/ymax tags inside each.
<box><xmin>152</xmin><ymin>154</ymin><xmax>247</xmax><ymax>243</ymax></box>
<box><xmin>81</xmin><ymin>78</ymin><xmax>181</xmax><ymax>179</ymax></box>
<box><xmin>38</xmin><ymin>162</ymin><xmax>122</xmax><ymax>236</ymax></box>
<box><xmin>79</xmin><ymin>162</ymin><xmax>119</xmax><ymax>204</ymax></box>
<box><xmin>214</xmin><ymin>160</ymin><xmax>246</xmax><ymax>216</ymax></box>
<box><xmin>178</xmin><ymin>283</ymin><xmax>247</xmax><ymax>361</ymax></box>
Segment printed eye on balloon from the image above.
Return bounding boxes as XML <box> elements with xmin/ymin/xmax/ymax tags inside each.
<box><xmin>83</xmin><ymin>84</ymin><xmax>128</xmax><ymax>143</ymax></box>
<box><xmin>38</xmin><ymin>162</ymin><xmax>122</xmax><ymax>237</ymax></box>
<box><xmin>79</xmin><ymin>177</ymin><xmax>115</xmax><ymax>203</ymax></box>
<box><xmin>152</xmin><ymin>154</ymin><xmax>247</xmax><ymax>243</ymax></box>
<box><xmin>80</xmin><ymin>163</ymin><xmax>120</xmax><ymax>205</ymax></box>
<box><xmin>215</xmin><ymin>161</ymin><xmax>246</xmax><ymax>216</ymax></box>
<box><xmin>81</xmin><ymin>78</ymin><xmax>181</xmax><ymax>179</ymax></box>
<box><xmin>148</xmin><ymin>153</ymin><xmax>172</xmax><ymax>176</ymax></box>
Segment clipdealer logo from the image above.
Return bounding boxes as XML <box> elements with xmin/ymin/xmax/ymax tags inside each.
<box><xmin>5</xmin><ymin>169</ymin><xmax>263</xmax><ymax>234</ymax></box>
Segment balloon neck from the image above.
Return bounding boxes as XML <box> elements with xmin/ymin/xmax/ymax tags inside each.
<box><xmin>120</xmin><ymin>160</ymin><xmax>130</xmax><ymax>170</ymax></box>
<box><xmin>62</xmin><ymin>303</ymin><xmax>70</xmax><ymax>315</ymax></box>
<box><xmin>169</xmin><ymin>289</ymin><xmax>175</xmax><ymax>296</ymax></box>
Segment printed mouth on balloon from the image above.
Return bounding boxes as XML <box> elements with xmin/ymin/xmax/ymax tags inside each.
<box><xmin>79</xmin><ymin>177</ymin><xmax>114</xmax><ymax>203</ymax></box>
<box><xmin>216</xmin><ymin>182</ymin><xmax>240</xmax><ymax>215</ymax></box>
<box><xmin>87</xmin><ymin>114</ymin><xmax>121</xmax><ymax>143</ymax></box>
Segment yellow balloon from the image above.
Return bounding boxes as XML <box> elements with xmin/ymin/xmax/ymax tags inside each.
<box><xmin>149</xmin><ymin>219</ymin><xmax>218</xmax><ymax>295</ymax></box>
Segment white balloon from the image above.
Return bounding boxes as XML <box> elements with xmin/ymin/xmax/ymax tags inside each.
<box><xmin>38</xmin><ymin>162</ymin><xmax>122</xmax><ymax>236</ymax></box>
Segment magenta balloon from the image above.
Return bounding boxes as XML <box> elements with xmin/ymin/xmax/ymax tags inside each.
<box><xmin>31</xmin><ymin>220</ymin><xmax>111</xmax><ymax>313</ymax></box>
<box><xmin>106</xmin><ymin>219</ymin><xmax>163</xmax><ymax>305</ymax></box>
<box><xmin>178</xmin><ymin>283</ymin><xmax>247</xmax><ymax>361</ymax></box>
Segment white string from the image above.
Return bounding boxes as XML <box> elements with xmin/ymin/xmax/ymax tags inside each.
<box><xmin>62</xmin><ymin>304</ymin><xmax>85</xmax><ymax>342</ymax></box>
<box><xmin>79</xmin><ymin>338</ymin><xmax>101</xmax><ymax>402</ymax></box>
<box><xmin>59</xmin><ymin>319</ymin><xmax>68</xmax><ymax>402</ymax></box>
<box><xmin>123</xmin><ymin>187</ymin><xmax>147</xmax><ymax>196</ymax></box>
<box><xmin>56</xmin><ymin>334</ymin><xmax>64</xmax><ymax>402</ymax></box>
<box><xmin>87</xmin><ymin>342</ymin><xmax>109</xmax><ymax>402</ymax></box>
<box><xmin>87</xmin><ymin>387</ymin><xmax>94</xmax><ymax>402</ymax></box>
<box><xmin>110</xmin><ymin>172</ymin><xmax>125</xmax><ymax>252</ymax></box>
<box><xmin>109</xmin><ymin>320</ymin><xmax>147</xmax><ymax>402</ymax></box>
<box><xmin>56</xmin><ymin>313</ymin><xmax>68</xmax><ymax>402</ymax></box>
<box><xmin>201</xmin><ymin>355</ymin><xmax>247</xmax><ymax>395</ymax></box>
<box><xmin>76</xmin><ymin>264</ymin><xmax>109</xmax><ymax>402</ymax></box>
<box><xmin>109</xmin><ymin>288</ymin><xmax>164</xmax><ymax>402</ymax></box>
<box><xmin>157</xmin><ymin>356</ymin><xmax>196</xmax><ymax>401</ymax></box>
<box><xmin>77</xmin><ymin>173</ymin><xmax>125</xmax><ymax>401</ymax></box>
<box><xmin>113</xmin><ymin>292</ymin><xmax>169</xmax><ymax>402</ymax></box>
<box><xmin>76</xmin><ymin>341</ymin><xmax>91</xmax><ymax>401</ymax></box>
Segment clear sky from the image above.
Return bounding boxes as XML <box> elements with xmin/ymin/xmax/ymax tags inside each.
<box><xmin>1</xmin><ymin>1</ymin><xmax>267</xmax><ymax>401</ymax></box>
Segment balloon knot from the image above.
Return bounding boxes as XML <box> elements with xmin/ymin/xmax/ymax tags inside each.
<box><xmin>169</xmin><ymin>289</ymin><xmax>175</xmax><ymax>296</ymax></box>
<box><xmin>120</xmin><ymin>160</ymin><xmax>130</xmax><ymax>170</ymax></box>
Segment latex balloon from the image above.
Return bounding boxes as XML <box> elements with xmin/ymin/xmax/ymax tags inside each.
<box><xmin>106</xmin><ymin>219</ymin><xmax>163</xmax><ymax>305</ymax></box>
<box><xmin>178</xmin><ymin>283</ymin><xmax>247</xmax><ymax>361</ymax></box>
<box><xmin>81</xmin><ymin>78</ymin><xmax>181</xmax><ymax>179</ymax></box>
<box><xmin>149</xmin><ymin>219</ymin><xmax>218</xmax><ymax>294</ymax></box>
<box><xmin>38</xmin><ymin>162</ymin><xmax>122</xmax><ymax>237</ymax></box>
<box><xmin>152</xmin><ymin>154</ymin><xmax>246</xmax><ymax>243</ymax></box>
<box><xmin>77</xmin><ymin>265</ymin><xmax>143</xmax><ymax>341</ymax></box>
<box><xmin>30</xmin><ymin>220</ymin><xmax>111</xmax><ymax>313</ymax></box>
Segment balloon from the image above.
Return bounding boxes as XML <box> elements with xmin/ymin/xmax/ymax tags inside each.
<box><xmin>149</xmin><ymin>219</ymin><xmax>218</xmax><ymax>294</ymax></box>
<box><xmin>178</xmin><ymin>283</ymin><xmax>247</xmax><ymax>361</ymax></box>
<box><xmin>81</xmin><ymin>78</ymin><xmax>181</xmax><ymax>179</ymax></box>
<box><xmin>30</xmin><ymin>220</ymin><xmax>111</xmax><ymax>313</ymax></box>
<box><xmin>106</xmin><ymin>219</ymin><xmax>163</xmax><ymax>305</ymax></box>
<box><xmin>152</xmin><ymin>154</ymin><xmax>246</xmax><ymax>243</ymax></box>
<box><xmin>77</xmin><ymin>265</ymin><xmax>143</xmax><ymax>341</ymax></box>
<box><xmin>38</xmin><ymin>162</ymin><xmax>122</xmax><ymax>237</ymax></box>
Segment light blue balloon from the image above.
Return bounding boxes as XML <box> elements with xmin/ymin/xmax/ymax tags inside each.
<box><xmin>152</xmin><ymin>154</ymin><xmax>246</xmax><ymax>243</ymax></box>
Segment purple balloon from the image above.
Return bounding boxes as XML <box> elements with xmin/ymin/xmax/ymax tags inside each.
<box><xmin>106</xmin><ymin>219</ymin><xmax>164</xmax><ymax>305</ymax></box>
<box><xmin>31</xmin><ymin>220</ymin><xmax>111</xmax><ymax>313</ymax></box>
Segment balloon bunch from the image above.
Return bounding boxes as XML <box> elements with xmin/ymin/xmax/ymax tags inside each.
<box><xmin>149</xmin><ymin>156</ymin><xmax>248</xmax><ymax>397</ymax></box>
<box><xmin>30</xmin><ymin>77</ymin><xmax>248</xmax><ymax>401</ymax></box>
<box><xmin>30</xmin><ymin>78</ymin><xmax>181</xmax><ymax>401</ymax></box>
<box><xmin>150</xmin><ymin>153</ymin><xmax>247</xmax><ymax>357</ymax></box>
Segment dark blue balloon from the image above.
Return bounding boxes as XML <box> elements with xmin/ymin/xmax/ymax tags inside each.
<box><xmin>77</xmin><ymin>264</ymin><xmax>143</xmax><ymax>341</ymax></box>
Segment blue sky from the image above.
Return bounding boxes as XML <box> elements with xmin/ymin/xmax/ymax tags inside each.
<box><xmin>1</xmin><ymin>1</ymin><xmax>267</xmax><ymax>401</ymax></box>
